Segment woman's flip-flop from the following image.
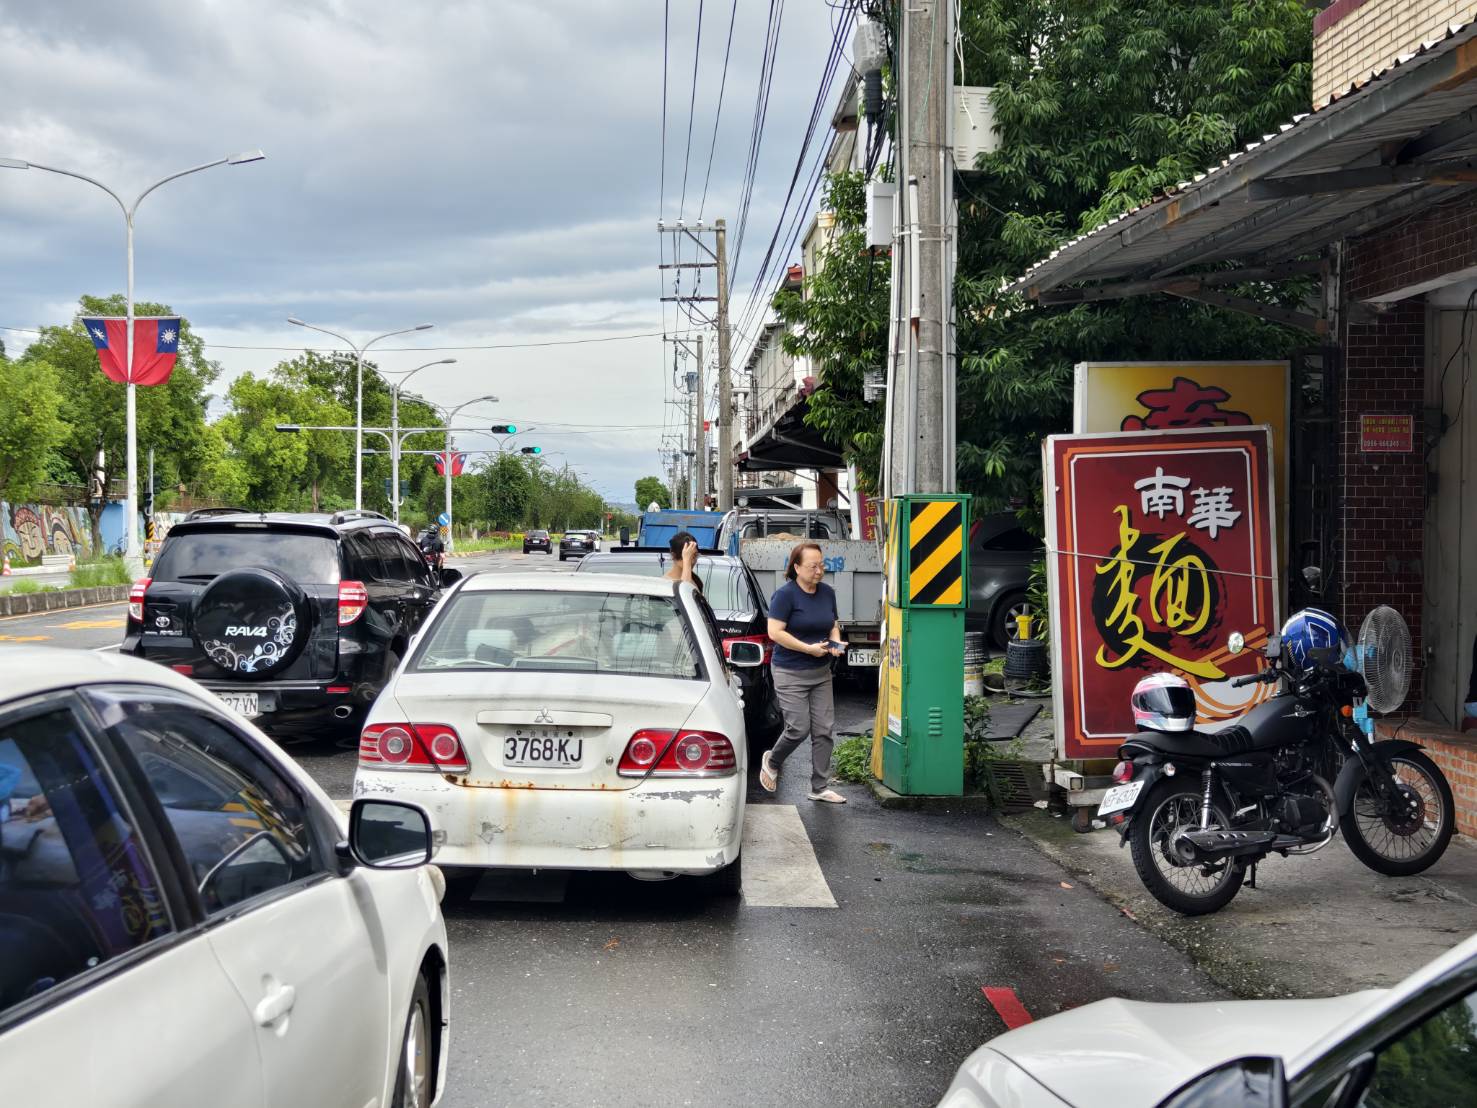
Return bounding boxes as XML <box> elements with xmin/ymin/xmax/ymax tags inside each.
<box><xmin>759</xmin><ymin>750</ymin><xmax>778</xmax><ymax>793</ymax></box>
<box><xmin>807</xmin><ymin>788</ymin><xmax>846</xmax><ymax>804</ymax></box>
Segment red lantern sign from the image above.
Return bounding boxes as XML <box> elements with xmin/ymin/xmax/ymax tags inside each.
<box><xmin>1045</xmin><ymin>427</ymin><xmax>1279</xmax><ymax>760</ymax></box>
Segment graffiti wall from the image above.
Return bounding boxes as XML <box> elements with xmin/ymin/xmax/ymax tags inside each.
<box><xmin>2</xmin><ymin>502</ymin><xmax>97</xmax><ymax>565</ymax></box>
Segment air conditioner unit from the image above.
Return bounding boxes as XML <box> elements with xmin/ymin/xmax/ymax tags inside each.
<box><xmin>953</xmin><ymin>86</ymin><xmax>999</xmax><ymax>170</ymax></box>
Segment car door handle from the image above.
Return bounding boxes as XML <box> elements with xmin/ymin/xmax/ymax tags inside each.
<box><xmin>254</xmin><ymin>983</ymin><xmax>297</xmax><ymax>1027</ymax></box>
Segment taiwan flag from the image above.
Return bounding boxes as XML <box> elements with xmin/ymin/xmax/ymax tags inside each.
<box><xmin>433</xmin><ymin>451</ymin><xmax>467</xmax><ymax>476</ymax></box>
<box><xmin>80</xmin><ymin>316</ymin><xmax>182</xmax><ymax>386</ymax></box>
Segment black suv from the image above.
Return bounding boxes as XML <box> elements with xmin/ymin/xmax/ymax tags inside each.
<box><xmin>574</xmin><ymin>549</ymin><xmax>783</xmax><ymax>746</ymax></box>
<box><xmin>523</xmin><ymin>529</ymin><xmax>552</xmax><ymax>554</ymax></box>
<box><xmin>558</xmin><ymin>530</ymin><xmax>600</xmax><ymax>561</ymax></box>
<box><xmin>123</xmin><ymin>508</ymin><xmax>460</xmax><ymax>738</ymax></box>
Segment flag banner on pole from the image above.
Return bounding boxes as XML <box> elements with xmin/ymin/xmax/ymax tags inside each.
<box><xmin>433</xmin><ymin>451</ymin><xmax>467</xmax><ymax>476</ymax></box>
<box><xmin>80</xmin><ymin>317</ymin><xmax>182</xmax><ymax>385</ymax></box>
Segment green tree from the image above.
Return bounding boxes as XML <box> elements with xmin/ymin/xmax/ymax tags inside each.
<box><xmin>634</xmin><ymin>476</ymin><xmax>671</xmax><ymax>511</ymax></box>
<box><xmin>775</xmin><ymin>0</ymin><xmax>1313</xmax><ymax>519</ymax></box>
<box><xmin>0</xmin><ymin>356</ymin><xmax>66</xmax><ymax>504</ymax></box>
<box><xmin>22</xmin><ymin>295</ymin><xmax>219</xmax><ymax>548</ymax></box>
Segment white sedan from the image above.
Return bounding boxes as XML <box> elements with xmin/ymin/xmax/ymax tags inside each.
<box><xmin>0</xmin><ymin>647</ymin><xmax>450</xmax><ymax>1108</ymax></box>
<box><xmin>354</xmin><ymin>572</ymin><xmax>750</xmax><ymax>892</ymax></box>
<box><xmin>939</xmin><ymin>929</ymin><xmax>1477</xmax><ymax>1107</ymax></box>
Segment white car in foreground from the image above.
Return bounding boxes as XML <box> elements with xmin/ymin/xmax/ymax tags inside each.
<box><xmin>940</xmin><ymin>930</ymin><xmax>1477</xmax><ymax>1107</ymax></box>
<box><xmin>0</xmin><ymin>647</ymin><xmax>450</xmax><ymax>1108</ymax></box>
<box><xmin>354</xmin><ymin>572</ymin><xmax>750</xmax><ymax>892</ymax></box>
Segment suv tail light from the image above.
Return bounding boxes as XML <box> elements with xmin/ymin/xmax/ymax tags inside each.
<box><xmin>128</xmin><ymin>577</ymin><xmax>152</xmax><ymax>623</ymax></box>
<box><xmin>722</xmin><ymin>634</ymin><xmax>772</xmax><ymax>664</ymax></box>
<box><xmin>338</xmin><ymin>580</ymin><xmax>368</xmax><ymax>625</ymax></box>
<box><xmin>617</xmin><ymin>729</ymin><xmax>737</xmax><ymax>778</ymax></box>
<box><xmin>359</xmin><ymin>723</ymin><xmax>468</xmax><ymax>773</ymax></box>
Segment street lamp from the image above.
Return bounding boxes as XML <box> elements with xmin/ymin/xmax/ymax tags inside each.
<box><xmin>1</xmin><ymin>149</ymin><xmax>266</xmax><ymax>575</ymax></box>
<box><xmin>431</xmin><ymin>395</ymin><xmax>500</xmax><ymax>552</ymax></box>
<box><xmin>382</xmin><ymin>358</ymin><xmax>457</xmax><ymax>525</ymax></box>
<box><xmin>286</xmin><ymin>317</ymin><xmax>434</xmax><ymax>510</ymax></box>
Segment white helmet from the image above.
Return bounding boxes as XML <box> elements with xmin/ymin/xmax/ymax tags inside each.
<box><xmin>1131</xmin><ymin>673</ymin><xmax>1196</xmax><ymax>733</ymax></box>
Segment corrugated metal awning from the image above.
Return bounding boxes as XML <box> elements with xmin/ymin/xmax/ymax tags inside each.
<box><xmin>1005</xmin><ymin>20</ymin><xmax>1477</xmax><ymax>306</ymax></box>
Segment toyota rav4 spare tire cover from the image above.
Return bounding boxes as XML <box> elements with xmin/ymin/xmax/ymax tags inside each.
<box><xmin>194</xmin><ymin>568</ymin><xmax>311</xmax><ymax>678</ymax></box>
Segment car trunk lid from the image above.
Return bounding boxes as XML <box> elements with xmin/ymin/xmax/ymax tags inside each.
<box><xmin>391</xmin><ymin>670</ymin><xmax>707</xmax><ymax>790</ymax></box>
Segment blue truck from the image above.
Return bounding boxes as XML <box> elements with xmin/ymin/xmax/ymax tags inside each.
<box><xmin>635</xmin><ymin>510</ymin><xmax>725</xmax><ymax>551</ymax></box>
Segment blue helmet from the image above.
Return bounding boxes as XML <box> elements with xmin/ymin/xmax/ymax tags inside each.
<box><xmin>1280</xmin><ymin>608</ymin><xmax>1350</xmax><ymax>672</ymax></box>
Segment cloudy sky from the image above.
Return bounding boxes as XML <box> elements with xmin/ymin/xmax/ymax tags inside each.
<box><xmin>0</xmin><ymin>0</ymin><xmax>850</xmax><ymax>503</ymax></box>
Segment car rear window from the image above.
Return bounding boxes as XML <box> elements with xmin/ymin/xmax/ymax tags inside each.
<box><xmin>413</xmin><ymin>589</ymin><xmax>702</xmax><ymax>679</ymax></box>
<box><xmin>152</xmin><ymin>529</ymin><xmax>341</xmax><ymax>584</ymax></box>
<box><xmin>579</xmin><ymin>558</ymin><xmax>755</xmax><ymax>613</ymax></box>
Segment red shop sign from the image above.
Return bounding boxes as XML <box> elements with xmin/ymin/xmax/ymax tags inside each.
<box><xmin>1359</xmin><ymin>413</ymin><xmax>1413</xmax><ymax>454</ymax></box>
<box><xmin>1044</xmin><ymin>427</ymin><xmax>1280</xmax><ymax>760</ymax></box>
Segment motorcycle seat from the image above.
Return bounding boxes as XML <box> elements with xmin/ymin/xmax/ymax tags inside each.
<box><xmin>1129</xmin><ymin>725</ymin><xmax>1258</xmax><ymax>760</ymax></box>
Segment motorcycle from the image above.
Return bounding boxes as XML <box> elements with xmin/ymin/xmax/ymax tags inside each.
<box><xmin>1100</xmin><ymin>602</ymin><xmax>1455</xmax><ymax>915</ymax></box>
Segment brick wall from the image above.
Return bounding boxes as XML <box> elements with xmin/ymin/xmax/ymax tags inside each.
<box><xmin>1313</xmin><ymin>0</ymin><xmax>1477</xmax><ymax>108</ymax></box>
<box><xmin>1346</xmin><ymin>196</ymin><xmax>1477</xmax><ymax>301</ymax></box>
<box><xmin>1338</xmin><ymin>295</ymin><xmax>1426</xmax><ymax>702</ymax></box>
<box><xmin>1377</xmin><ymin>720</ymin><xmax>1477</xmax><ymax>837</ymax></box>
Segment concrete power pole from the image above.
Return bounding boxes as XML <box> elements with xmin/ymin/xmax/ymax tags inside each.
<box><xmin>886</xmin><ymin>0</ymin><xmax>956</xmax><ymax>496</ymax></box>
<box><xmin>714</xmin><ymin>220</ymin><xmax>734</xmax><ymax>511</ymax></box>
<box><xmin>694</xmin><ymin>333</ymin><xmax>706</xmax><ymax>509</ymax></box>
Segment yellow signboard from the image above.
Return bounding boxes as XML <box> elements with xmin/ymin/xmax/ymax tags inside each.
<box><xmin>1074</xmin><ymin>361</ymin><xmax>1290</xmax><ymax>561</ymax></box>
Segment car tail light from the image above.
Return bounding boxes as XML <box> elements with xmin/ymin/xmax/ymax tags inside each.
<box><xmin>338</xmin><ymin>580</ymin><xmax>368</xmax><ymax>625</ymax></box>
<box><xmin>359</xmin><ymin>723</ymin><xmax>468</xmax><ymax>773</ymax></box>
<box><xmin>170</xmin><ymin>664</ymin><xmax>194</xmax><ymax>676</ymax></box>
<box><xmin>722</xmin><ymin>634</ymin><xmax>772</xmax><ymax>664</ymax></box>
<box><xmin>128</xmin><ymin>577</ymin><xmax>152</xmax><ymax>622</ymax></box>
<box><xmin>1112</xmin><ymin>760</ymin><xmax>1133</xmax><ymax>784</ymax></box>
<box><xmin>617</xmin><ymin>729</ymin><xmax>736</xmax><ymax>778</ymax></box>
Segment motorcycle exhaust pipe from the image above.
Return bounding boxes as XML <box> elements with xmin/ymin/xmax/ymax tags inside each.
<box><xmin>1175</xmin><ymin>827</ymin><xmax>1278</xmax><ymax>864</ymax></box>
<box><xmin>333</xmin><ymin>705</ymin><xmax>353</xmax><ymax>720</ymax></box>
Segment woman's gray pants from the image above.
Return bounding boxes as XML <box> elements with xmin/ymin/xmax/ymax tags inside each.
<box><xmin>768</xmin><ymin>663</ymin><xmax>836</xmax><ymax>792</ymax></box>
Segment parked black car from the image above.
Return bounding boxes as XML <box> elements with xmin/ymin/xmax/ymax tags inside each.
<box><xmin>123</xmin><ymin>508</ymin><xmax>459</xmax><ymax>739</ymax></box>
<box><xmin>523</xmin><ymin>529</ymin><xmax>552</xmax><ymax>554</ymax></box>
<box><xmin>558</xmin><ymin>530</ymin><xmax>600</xmax><ymax>561</ymax></box>
<box><xmin>967</xmin><ymin>512</ymin><xmax>1041</xmax><ymax>648</ymax></box>
<box><xmin>574</xmin><ymin>549</ymin><xmax>784</xmax><ymax>746</ymax></box>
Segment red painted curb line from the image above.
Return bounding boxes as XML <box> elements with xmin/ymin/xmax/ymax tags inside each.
<box><xmin>982</xmin><ymin>986</ymin><xmax>1034</xmax><ymax>1030</ymax></box>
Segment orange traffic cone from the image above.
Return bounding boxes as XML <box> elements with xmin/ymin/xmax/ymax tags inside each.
<box><xmin>1</xmin><ymin>551</ymin><xmax>10</xmax><ymax>576</ymax></box>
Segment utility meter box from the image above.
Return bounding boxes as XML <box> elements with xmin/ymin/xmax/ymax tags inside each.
<box><xmin>878</xmin><ymin>494</ymin><xmax>970</xmax><ymax>796</ymax></box>
<box><xmin>953</xmin><ymin>86</ymin><xmax>999</xmax><ymax>169</ymax></box>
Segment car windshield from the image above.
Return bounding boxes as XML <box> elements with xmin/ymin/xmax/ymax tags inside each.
<box><xmin>413</xmin><ymin>589</ymin><xmax>702</xmax><ymax>679</ymax></box>
<box><xmin>152</xmin><ymin>529</ymin><xmax>341</xmax><ymax>584</ymax></box>
<box><xmin>581</xmin><ymin>558</ymin><xmax>754</xmax><ymax>613</ymax></box>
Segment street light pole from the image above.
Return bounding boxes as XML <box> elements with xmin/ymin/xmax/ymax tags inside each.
<box><xmin>384</xmin><ymin>358</ymin><xmax>457</xmax><ymax>525</ymax></box>
<box><xmin>1</xmin><ymin>150</ymin><xmax>265</xmax><ymax>575</ymax></box>
<box><xmin>286</xmin><ymin>318</ymin><xmax>434</xmax><ymax>510</ymax></box>
<box><xmin>429</xmin><ymin>396</ymin><xmax>499</xmax><ymax>552</ymax></box>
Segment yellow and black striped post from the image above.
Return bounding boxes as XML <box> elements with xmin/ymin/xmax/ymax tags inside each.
<box><xmin>905</xmin><ymin>498</ymin><xmax>965</xmax><ymax>606</ymax></box>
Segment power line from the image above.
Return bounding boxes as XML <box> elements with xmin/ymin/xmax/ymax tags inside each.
<box><xmin>659</xmin><ymin>0</ymin><xmax>671</xmax><ymax>218</ymax></box>
<box><xmin>678</xmin><ymin>0</ymin><xmax>706</xmax><ymax>216</ymax></box>
<box><xmin>730</xmin><ymin>0</ymin><xmax>786</xmax><ymax>281</ymax></box>
<box><xmin>698</xmin><ymin>0</ymin><xmax>740</xmax><ymax>220</ymax></box>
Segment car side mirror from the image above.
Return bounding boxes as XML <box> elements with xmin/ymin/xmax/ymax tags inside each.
<box><xmin>1156</xmin><ymin>1055</ymin><xmax>1286</xmax><ymax>1108</ymax></box>
<box><xmin>727</xmin><ymin>640</ymin><xmax>764</xmax><ymax>667</ymax></box>
<box><xmin>347</xmin><ymin>799</ymin><xmax>434</xmax><ymax>868</ymax></box>
<box><xmin>437</xmin><ymin>567</ymin><xmax>462</xmax><ymax>586</ymax></box>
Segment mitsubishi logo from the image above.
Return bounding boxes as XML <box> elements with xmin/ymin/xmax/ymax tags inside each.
<box><xmin>533</xmin><ymin>707</ymin><xmax>554</xmax><ymax>725</ymax></box>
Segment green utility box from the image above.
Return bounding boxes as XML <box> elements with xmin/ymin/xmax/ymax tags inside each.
<box><xmin>877</xmin><ymin>495</ymin><xmax>970</xmax><ymax>796</ymax></box>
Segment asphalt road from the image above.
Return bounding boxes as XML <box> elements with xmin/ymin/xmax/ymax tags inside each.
<box><xmin>10</xmin><ymin>549</ymin><xmax>1228</xmax><ymax>1105</ymax></box>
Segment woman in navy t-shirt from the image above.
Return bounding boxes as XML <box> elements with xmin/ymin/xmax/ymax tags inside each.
<box><xmin>758</xmin><ymin>542</ymin><xmax>847</xmax><ymax>803</ymax></box>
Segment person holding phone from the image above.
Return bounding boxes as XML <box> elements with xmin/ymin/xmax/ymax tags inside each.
<box><xmin>663</xmin><ymin>531</ymin><xmax>703</xmax><ymax>594</ymax></box>
<box><xmin>759</xmin><ymin>541</ymin><xmax>846</xmax><ymax>803</ymax></box>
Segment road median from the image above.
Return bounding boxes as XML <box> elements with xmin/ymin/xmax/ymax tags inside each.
<box><xmin>0</xmin><ymin>584</ymin><xmax>130</xmax><ymax>618</ymax></box>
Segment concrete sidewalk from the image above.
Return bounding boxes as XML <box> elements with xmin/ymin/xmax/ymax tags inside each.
<box><xmin>1002</xmin><ymin>808</ymin><xmax>1477</xmax><ymax>1000</ymax></box>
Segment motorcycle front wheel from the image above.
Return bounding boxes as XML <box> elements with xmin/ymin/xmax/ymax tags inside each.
<box><xmin>1129</xmin><ymin>780</ymin><xmax>1245</xmax><ymax>915</ymax></box>
<box><xmin>1340</xmin><ymin>750</ymin><xmax>1455</xmax><ymax>876</ymax></box>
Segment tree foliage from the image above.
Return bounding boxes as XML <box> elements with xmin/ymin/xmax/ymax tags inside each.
<box><xmin>0</xmin><ymin>354</ymin><xmax>66</xmax><ymax>503</ymax></box>
<box><xmin>777</xmin><ymin>0</ymin><xmax>1314</xmax><ymax>520</ymax></box>
<box><xmin>634</xmin><ymin>476</ymin><xmax>672</xmax><ymax>511</ymax></box>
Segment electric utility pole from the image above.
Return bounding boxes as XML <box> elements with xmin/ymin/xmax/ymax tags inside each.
<box><xmin>886</xmin><ymin>0</ymin><xmax>956</xmax><ymax>496</ymax></box>
<box><xmin>666</xmin><ymin>333</ymin><xmax>706</xmax><ymax>509</ymax></box>
<box><xmin>658</xmin><ymin>218</ymin><xmax>734</xmax><ymax>510</ymax></box>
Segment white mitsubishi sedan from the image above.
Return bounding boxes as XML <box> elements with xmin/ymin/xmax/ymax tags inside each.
<box><xmin>354</xmin><ymin>572</ymin><xmax>749</xmax><ymax>893</ymax></box>
<box><xmin>0</xmin><ymin>647</ymin><xmax>450</xmax><ymax>1108</ymax></box>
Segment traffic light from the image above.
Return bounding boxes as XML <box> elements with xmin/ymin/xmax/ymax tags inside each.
<box><xmin>520</xmin><ymin>446</ymin><xmax>541</xmax><ymax>455</ymax></box>
<box><xmin>490</xmin><ymin>424</ymin><xmax>517</xmax><ymax>434</ymax></box>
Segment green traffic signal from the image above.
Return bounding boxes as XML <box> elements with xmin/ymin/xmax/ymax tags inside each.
<box><xmin>520</xmin><ymin>446</ymin><xmax>541</xmax><ymax>454</ymax></box>
<box><xmin>490</xmin><ymin>424</ymin><xmax>517</xmax><ymax>434</ymax></box>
